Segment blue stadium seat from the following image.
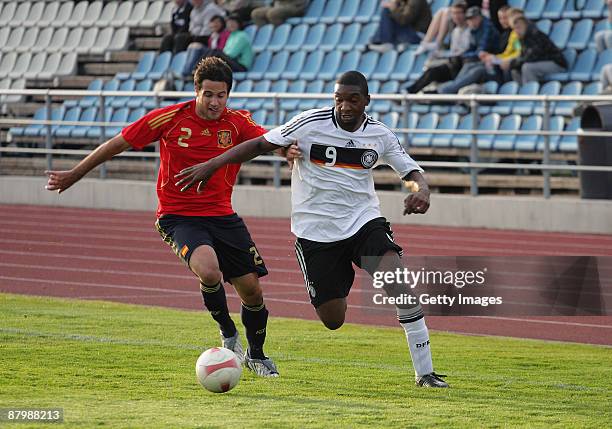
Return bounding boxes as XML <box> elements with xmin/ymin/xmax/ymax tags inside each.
<box><xmin>477</xmin><ymin>113</ymin><xmax>502</xmax><ymax>150</ymax></box>
<box><xmin>513</xmin><ymin>82</ymin><xmax>540</xmax><ymax>115</ymax></box>
<box><xmin>492</xmin><ymin>81</ymin><xmax>519</xmax><ymax>115</ymax></box>
<box><xmin>547</xmin><ymin>48</ymin><xmax>576</xmax><ymax>81</ymax></box>
<box><xmin>493</xmin><ymin>114</ymin><xmax>521</xmax><ymax>150</ymax></box>
<box><xmin>562</xmin><ymin>0</ymin><xmax>582</xmax><ymax>18</ymax></box>
<box><xmin>320</xmin><ymin>23</ymin><xmax>343</xmax><ymax>51</ymax></box>
<box><xmin>106</xmin><ymin>107</ymin><xmax>130</xmax><ymax>136</ymax></box>
<box><xmin>281</xmin><ymin>51</ymin><xmax>307</xmax><ymax>80</ymax></box>
<box><xmin>569</xmin><ymin>48</ymin><xmax>597</xmax><ymax>81</ymax></box>
<box><xmin>409</xmin><ymin>53</ymin><xmax>428</xmax><ymax>80</ymax></box>
<box><xmin>318</xmin><ymin>50</ymin><xmax>342</xmax><ymax>80</ymax></box>
<box><xmin>559</xmin><ymin>117</ymin><xmax>580</xmax><ymax>152</ymax></box>
<box><xmin>554</xmin><ymin>81</ymin><xmax>582</xmax><ymax>115</ymax></box>
<box><xmin>356</xmin><ymin>23</ymin><xmax>378</xmax><ymax>50</ymax></box>
<box><xmin>373</xmin><ymin>80</ymin><xmax>399</xmax><ymax>113</ymax></box>
<box><xmin>542</xmin><ymin>0</ymin><xmax>565</xmax><ymax>20</ymax></box>
<box><xmin>299</xmin><ymin>80</ymin><xmax>325</xmax><ymax>110</ymax></box>
<box><xmin>536</xmin><ymin>19</ymin><xmax>552</xmax><ymax>35</ymax></box>
<box><xmin>583</xmin><ymin>81</ymin><xmax>603</xmax><ymax>95</ymax></box>
<box><xmin>263</xmin><ymin>80</ymin><xmax>289</xmax><ymax>110</ymax></box>
<box><xmin>245</xmin><ymin>80</ymin><xmax>271</xmax><ymax>111</ymax></box>
<box><xmin>431</xmin><ymin>113</ymin><xmax>460</xmax><ymax>148</ymax></box>
<box><xmin>525</xmin><ymin>0</ymin><xmax>545</xmax><ymax>20</ymax></box>
<box><xmin>320</xmin><ymin>0</ymin><xmax>343</xmax><ymax>24</ymax></box>
<box><xmin>431</xmin><ymin>0</ymin><xmax>451</xmax><ymax>15</ymax></box>
<box><xmin>281</xmin><ymin>80</ymin><xmax>307</xmax><ymax>110</ymax></box>
<box><xmin>591</xmin><ymin>49</ymin><xmax>612</xmax><ymax>80</ymax></box>
<box><xmin>71</xmin><ymin>107</ymin><xmax>96</xmax><ymax>138</ymax></box>
<box><xmin>230</xmin><ymin>80</ymin><xmax>253</xmax><ymax>110</ymax></box>
<box><xmin>168</xmin><ymin>51</ymin><xmax>187</xmax><ymax>79</ymax></box>
<box><xmin>126</xmin><ymin>79</ymin><xmax>153</xmax><ymax>109</ymax></box>
<box><xmin>390</xmin><ymin>50</ymin><xmax>415</xmax><ymax>80</ymax></box>
<box><xmin>243</xmin><ymin>25</ymin><xmax>256</xmax><ymax>42</ymax></box>
<box><xmin>534</xmin><ymin>81</ymin><xmax>561</xmax><ymax>114</ymax></box>
<box><xmin>338</xmin><ymin>0</ymin><xmax>359</xmax><ymax>23</ymax></box>
<box><xmin>582</xmin><ymin>0</ymin><xmax>605</xmax><ymax>18</ymax></box>
<box><xmin>481</xmin><ymin>80</ymin><xmax>499</xmax><ymax>94</ymax></box>
<box><xmin>567</xmin><ymin>19</ymin><xmax>593</xmax><ymax>50</ymax></box>
<box><xmin>54</xmin><ymin>106</ymin><xmax>81</xmax><ymax>138</ymax></box>
<box><xmin>298</xmin><ymin>0</ymin><xmax>325</xmax><ymax>24</ymax></box>
<box><xmin>264</xmin><ymin>51</ymin><xmax>289</xmax><ymax>80</ymax></box>
<box><xmin>147</xmin><ymin>51</ymin><xmax>171</xmax><ymax>80</ymax></box>
<box><xmin>128</xmin><ymin>108</ymin><xmax>146</xmax><ymax>124</ymax></box>
<box><xmin>514</xmin><ymin>115</ymin><xmax>542</xmax><ymax>151</ymax></box>
<box><xmin>122</xmin><ymin>51</ymin><xmax>155</xmax><ymax>80</ymax></box>
<box><xmin>21</xmin><ymin>107</ymin><xmax>46</xmax><ymax>137</ymax></box>
<box><xmin>268</xmin><ymin>24</ymin><xmax>291</xmax><ymax>52</ymax></box>
<box><xmin>302</xmin><ymin>23</ymin><xmax>325</xmax><ymax>51</ymax></box>
<box><xmin>451</xmin><ymin>115</ymin><xmax>474</xmax><ymax>148</ymax></box>
<box><xmin>337</xmin><ymin>51</ymin><xmax>361</xmax><ymax>75</ymax></box>
<box><xmin>337</xmin><ymin>22</ymin><xmax>360</xmax><ymax>51</ymax></box>
<box><xmin>355</xmin><ymin>0</ymin><xmax>378</xmax><ymax>23</ymax></box>
<box><xmin>372</xmin><ymin>50</ymin><xmax>397</xmax><ymax>81</ymax></box>
<box><xmin>284</xmin><ymin>24</ymin><xmax>308</xmax><ymax>51</ymax></box>
<box><xmin>86</xmin><ymin>107</ymin><xmax>114</xmax><ymax>139</ymax></box>
<box><xmin>379</xmin><ymin>112</ymin><xmax>400</xmax><ymax>129</ymax></box>
<box><xmin>246</xmin><ymin>51</ymin><xmax>272</xmax><ymax>80</ymax></box>
<box><xmin>252</xmin><ymin>24</ymin><xmax>273</xmax><ymax>53</ymax></box>
<box><xmin>412</xmin><ymin>112</ymin><xmax>438</xmax><ymax>147</ymax></box>
<box><xmin>299</xmin><ymin>50</ymin><xmax>325</xmax><ymax>80</ymax></box>
<box><xmin>110</xmin><ymin>79</ymin><xmax>136</xmax><ymax>108</ymax></box>
<box><xmin>507</xmin><ymin>0</ymin><xmax>527</xmax><ymax>9</ymax></box>
<box><xmin>537</xmin><ymin>115</ymin><xmax>564</xmax><ymax>152</ymax></box>
<box><xmin>549</xmin><ymin>19</ymin><xmax>572</xmax><ymax>49</ymax></box>
<box><xmin>65</xmin><ymin>79</ymin><xmax>102</xmax><ymax>108</ymax></box>
<box><xmin>251</xmin><ymin>109</ymin><xmax>267</xmax><ymax>126</ymax></box>
<box><xmin>589</xmin><ymin>19</ymin><xmax>610</xmax><ymax>48</ymax></box>
<box><xmin>357</xmin><ymin>51</ymin><xmax>379</xmax><ymax>79</ymax></box>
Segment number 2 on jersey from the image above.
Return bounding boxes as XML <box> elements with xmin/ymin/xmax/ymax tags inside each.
<box><xmin>325</xmin><ymin>146</ymin><xmax>337</xmax><ymax>166</ymax></box>
<box><xmin>178</xmin><ymin>127</ymin><xmax>192</xmax><ymax>147</ymax></box>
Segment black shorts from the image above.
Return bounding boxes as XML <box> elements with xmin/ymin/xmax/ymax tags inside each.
<box><xmin>155</xmin><ymin>213</ymin><xmax>268</xmax><ymax>283</ymax></box>
<box><xmin>294</xmin><ymin>217</ymin><xmax>402</xmax><ymax>308</ymax></box>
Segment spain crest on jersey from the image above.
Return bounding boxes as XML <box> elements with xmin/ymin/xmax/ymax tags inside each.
<box><xmin>217</xmin><ymin>130</ymin><xmax>233</xmax><ymax>148</ymax></box>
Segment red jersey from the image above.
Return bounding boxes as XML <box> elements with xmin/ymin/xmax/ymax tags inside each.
<box><xmin>121</xmin><ymin>100</ymin><xmax>267</xmax><ymax>217</ymax></box>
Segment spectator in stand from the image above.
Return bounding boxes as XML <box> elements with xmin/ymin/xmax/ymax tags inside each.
<box><xmin>435</xmin><ymin>6</ymin><xmax>499</xmax><ymax>94</ymax></box>
<box><xmin>480</xmin><ymin>6</ymin><xmax>521</xmax><ymax>82</ymax></box>
<box><xmin>251</xmin><ymin>0</ymin><xmax>308</xmax><ymax>26</ymax></box>
<box><xmin>510</xmin><ymin>16</ymin><xmax>567</xmax><ymax>84</ymax></box>
<box><xmin>189</xmin><ymin>0</ymin><xmax>227</xmax><ymax>47</ymax></box>
<box><xmin>403</xmin><ymin>1</ymin><xmax>471</xmax><ymax>93</ymax></box>
<box><xmin>184</xmin><ymin>15</ymin><xmax>230</xmax><ymax>76</ymax></box>
<box><xmin>368</xmin><ymin>0</ymin><xmax>432</xmax><ymax>52</ymax></box>
<box><xmin>184</xmin><ymin>15</ymin><xmax>253</xmax><ymax>73</ymax></box>
<box><xmin>595</xmin><ymin>0</ymin><xmax>612</xmax><ymax>52</ymax></box>
<box><xmin>218</xmin><ymin>0</ymin><xmax>264</xmax><ymax>23</ymax></box>
<box><xmin>601</xmin><ymin>64</ymin><xmax>612</xmax><ymax>91</ymax></box>
<box><xmin>159</xmin><ymin>0</ymin><xmax>193</xmax><ymax>53</ymax></box>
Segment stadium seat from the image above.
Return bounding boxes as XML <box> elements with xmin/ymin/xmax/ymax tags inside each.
<box><xmin>380</xmin><ymin>112</ymin><xmax>400</xmax><ymax>129</ymax></box>
<box><xmin>105</xmin><ymin>107</ymin><xmax>130</xmax><ymax>136</ymax></box>
<box><xmin>431</xmin><ymin>113</ymin><xmax>460</xmax><ymax>147</ymax></box>
<box><xmin>141</xmin><ymin>1</ymin><xmax>164</xmax><ymax>28</ymax></box>
<box><xmin>534</xmin><ymin>81</ymin><xmax>561</xmax><ymax>114</ymax></box>
<box><xmin>243</xmin><ymin>24</ymin><xmax>256</xmax><ymax>42</ymax></box>
<box><xmin>524</xmin><ymin>0</ymin><xmax>545</xmax><ymax>20</ymax></box>
<box><xmin>549</xmin><ymin>19</ymin><xmax>572</xmax><ymax>49</ymax></box>
<box><xmin>299</xmin><ymin>80</ymin><xmax>325</xmax><ymax>110</ymax></box>
<box><xmin>514</xmin><ymin>115</ymin><xmax>542</xmax><ymax>151</ymax></box>
<box><xmin>24</xmin><ymin>52</ymin><xmax>47</xmax><ymax>80</ymax></box>
<box><xmin>373</xmin><ymin>81</ymin><xmax>400</xmax><ymax>113</ymax></box>
<box><xmin>409</xmin><ymin>53</ymin><xmax>429</xmax><ymax>80</ymax></box>
<box><xmin>320</xmin><ymin>0</ymin><xmax>343</xmax><ymax>24</ymax></box>
<box><xmin>492</xmin><ymin>81</ymin><xmax>519</xmax><ymax>115</ymax></box>
<box><xmin>110</xmin><ymin>79</ymin><xmax>137</xmax><ymax>108</ymax></box>
<box><xmin>0</xmin><ymin>52</ymin><xmax>16</xmax><ymax>79</ymax></box>
<box><xmin>583</xmin><ymin>81</ymin><xmax>603</xmax><ymax>95</ymax></box>
<box><xmin>22</xmin><ymin>107</ymin><xmax>47</xmax><ymax>138</ymax></box>
<box><xmin>86</xmin><ymin>107</ymin><xmax>114</xmax><ymax>139</ymax></box>
<box><xmin>2</xmin><ymin>77</ymin><xmax>25</xmax><ymax>104</ymax></box>
<box><xmin>252</xmin><ymin>24</ymin><xmax>273</xmax><ymax>53</ymax></box>
<box><xmin>80</xmin><ymin>1</ymin><xmax>103</xmax><ymax>28</ymax></box>
<box><xmin>90</xmin><ymin>27</ymin><xmax>114</xmax><ymax>55</ymax></box>
<box><xmin>299</xmin><ymin>51</ymin><xmax>324</xmax><ymax>80</ymax></box>
<box><xmin>10</xmin><ymin>2</ymin><xmax>31</xmax><ymax>28</ymax></box>
<box><xmin>542</xmin><ymin>0</ymin><xmax>565</xmax><ymax>20</ymax></box>
<box><xmin>302</xmin><ymin>23</ymin><xmax>325</xmax><ymax>51</ymax></box>
<box><xmin>493</xmin><ymin>114</ymin><xmax>521</xmax><ymax>150</ymax></box>
<box><xmin>31</xmin><ymin>28</ymin><xmax>55</xmax><ymax>53</ymax></box>
<box><xmin>590</xmin><ymin>19</ymin><xmax>610</xmax><ymax>48</ymax></box>
<box><xmin>0</xmin><ymin>27</ymin><xmax>8</xmax><ymax>50</ymax></box>
<box><xmin>280</xmin><ymin>80</ymin><xmax>307</xmax><ymax>111</ymax></box>
<box><xmin>412</xmin><ymin>112</ymin><xmax>439</xmax><ymax>147</ymax></box>
<box><xmin>268</xmin><ymin>24</ymin><xmax>291</xmax><ymax>52</ymax></box>
<box><xmin>567</xmin><ymin>19</ymin><xmax>593</xmax><ymax>50</ymax></box>
<box><xmin>315</xmin><ymin>50</ymin><xmax>341</xmax><ymax>80</ymax></box>
<box><xmin>9</xmin><ymin>53</ymin><xmax>32</xmax><ymax>79</ymax></box>
<box><xmin>16</xmin><ymin>27</ymin><xmax>38</xmax><ymax>54</ymax></box>
<box><xmin>263</xmin><ymin>51</ymin><xmax>290</xmax><ymax>80</ymax></box>
<box><xmin>569</xmin><ymin>48</ymin><xmax>597</xmax><ymax>81</ymax></box>
<box><xmin>582</xmin><ymin>0</ymin><xmax>605</xmax><ymax>18</ymax></box>
<box><xmin>24</xmin><ymin>2</ymin><xmax>45</xmax><ymax>27</ymax></box>
<box><xmin>121</xmin><ymin>52</ymin><xmax>155</xmax><ymax>80</ymax></box>
<box><xmin>591</xmin><ymin>49</ymin><xmax>612</xmax><ymax>80</ymax></box>
<box><xmin>390</xmin><ymin>50</ymin><xmax>415</xmax><ymax>81</ymax></box>
<box><xmin>562</xmin><ymin>0</ymin><xmax>581</xmax><ymax>18</ymax></box>
<box><xmin>168</xmin><ymin>51</ymin><xmax>187</xmax><ymax>79</ymax></box>
<box><xmin>477</xmin><ymin>113</ymin><xmax>502</xmax><ymax>150</ymax></box>
<box><xmin>320</xmin><ymin>23</ymin><xmax>343</xmax><ymax>51</ymax></box>
<box><xmin>65</xmin><ymin>79</ymin><xmax>103</xmax><ymax>108</ymax></box>
<box><xmin>537</xmin><ymin>115</ymin><xmax>564</xmax><ymax>152</ymax></box>
<box><xmin>356</xmin><ymin>23</ymin><xmax>378</xmax><ymax>50</ymax></box>
<box><xmin>157</xmin><ymin>1</ymin><xmax>174</xmax><ymax>26</ymax></box>
<box><xmin>251</xmin><ymin>109</ymin><xmax>267</xmax><ymax>126</ymax></box>
<box><xmin>43</xmin><ymin>106</ymin><xmax>67</xmax><ymax>138</ymax></box>
<box><xmin>61</xmin><ymin>27</ymin><xmax>84</xmax><ymax>54</ymax></box>
<box><xmin>54</xmin><ymin>106</ymin><xmax>81</xmax><ymax>138</ymax></box>
<box><xmin>338</xmin><ymin>0</ymin><xmax>359</xmax><ymax>23</ymax></box>
<box><xmin>281</xmin><ymin>51</ymin><xmax>307</xmax><ymax>80</ymax></box>
<box><xmin>245</xmin><ymin>80</ymin><xmax>272</xmax><ymax>110</ymax></box>
<box><xmin>558</xmin><ymin>117</ymin><xmax>580</xmax><ymax>152</ymax></box>
<box><xmin>108</xmin><ymin>27</ymin><xmax>130</xmax><ymax>53</ymax></box>
<box><xmin>112</xmin><ymin>1</ymin><xmax>133</xmax><ymax>28</ymax></box>
<box><xmin>71</xmin><ymin>107</ymin><xmax>97</xmax><ymax>137</ymax></box>
<box><xmin>554</xmin><ymin>81</ymin><xmax>582</xmax><ymax>115</ymax></box>
<box><xmin>357</xmin><ymin>51</ymin><xmax>380</xmax><ymax>79</ymax></box>
<box><xmin>337</xmin><ymin>22</ymin><xmax>360</xmax><ymax>51</ymax></box>
<box><xmin>431</xmin><ymin>0</ymin><xmax>452</xmax><ymax>14</ymax></box>
<box><xmin>3</xmin><ymin>28</ymin><xmax>24</xmax><ymax>53</ymax></box>
<box><xmin>355</xmin><ymin>0</ymin><xmax>378</xmax><ymax>23</ymax></box>
<box><xmin>513</xmin><ymin>82</ymin><xmax>540</xmax><ymax>115</ymax></box>
<box><xmin>336</xmin><ymin>51</ymin><xmax>361</xmax><ymax>75</ymax></box>
<box><xmin>263</xmin><ymin>80</ymin><xmax>289</xmax><ymax>110</ymax></box>
<box><xmin>547</xmin><ymin>48</ymin><xmax>576</xmax><ymax>81</ymax></box>
<box><xmin>76</xmin><ymin>28</ymin><xmax>99</xmax><ymax>54</ymax></box>
<box><xmin>147</xmin><ymin>52</ymin><xmax>172</xmax><ymax>80</ymax></box>
<box><xmin>372</xmin><ymin>51</ymin><xmax>397</xmax><ymax>81</ymax></box>
<box><xmin>0</xmin><ymin>2</ymin><xmax>16</xmax><ymax>27</ymax></box>
<box><xmin>450</xmin><ymin>114</ymin><xmax>473</xmax><ymax>148</ymax></box>
<box><xmin>126</xmin><ymin>0</ymin><xmax>148</xmax><ymax>27</ymax></box>
<box><xmin>536</xmin><ymin>19</ymin><xmax>552</xmax><ymax>35</ymax></box>
<box><xmin>126</xmin><ymin>79</ymin><xmax>153</xmax><ymax>109</ymax></box>
<box><xmin>284</xmin><ymin>24</ymin><xmax>307</xmax><ymax>51</ymax></box>
<box><xmin>97</xmin><ymin>1</ymin><xmax>119</xmax><ymax>28</ymax></box>
<box><xmin>298</xmin><ymin>0</ymin><xmax>326</xmax><ymax>24</ymax></box>
<box><xmin>56</xmin><ymin>52</ymin><xmax>77</xmax><ymax>77</ymax></box>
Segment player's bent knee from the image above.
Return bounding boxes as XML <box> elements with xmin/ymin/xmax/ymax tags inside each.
<box><xmin>189</xmin><ymin>247</ymin><xmax>222</xmax><ymax>285</ymax></box>
<box><xmin>231</xmin><ymin>274</ymin><xmax>263</xmax><ymax>305</ymax></box>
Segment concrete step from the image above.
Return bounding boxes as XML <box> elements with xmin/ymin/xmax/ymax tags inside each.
<box><xmin>83</xmin><ymin>62</ymin><xmax>137</xmax><ymax>76</ymax></box>
<box><xmin>134</xmin><ymin>37</ymin><xmax>162</xmax><ymax>50</ymax></box>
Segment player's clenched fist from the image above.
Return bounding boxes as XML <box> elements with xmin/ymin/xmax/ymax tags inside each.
<box><xmin>45</xmin><ymin>170</ymin><xmax>81</xmax><ymax>193</ymax></box>
<box><xmin>403</xmin><ymin>188</ymin><xmax>430</xmax><ymax>215</ymax></box>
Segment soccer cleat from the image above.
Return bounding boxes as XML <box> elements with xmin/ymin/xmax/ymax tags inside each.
<box><xmin>415</xmin><ymin>372</ymin><xmax>449</xmax><ymax>388</ymax></box>
<box><xmin>221</xmin><ymin>331</ymin><xmax>245</xmax><ymax>365</ymax></box>
<box><xmin>244</xmin><ymin>350</ymin><xmax>279</xmax><ymax>378</ymax></box>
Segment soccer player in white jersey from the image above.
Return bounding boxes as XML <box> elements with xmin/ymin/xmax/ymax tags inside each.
<box><xmin>175</xmin><ymin>71</ymin><xmax>449</xmax><ymax>387</ymax></box>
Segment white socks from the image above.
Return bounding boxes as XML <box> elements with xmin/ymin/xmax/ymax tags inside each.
<box><xmin>400</xmin><ymin>317</ymin><xmax>434</xmax><ymax>377</ymax></box>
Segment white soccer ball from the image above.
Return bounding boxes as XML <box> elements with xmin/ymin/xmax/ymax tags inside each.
<box><xmin>195</xmin><ymin>347</ymin><xmax>242</xmax><ymax>393</ymax></box>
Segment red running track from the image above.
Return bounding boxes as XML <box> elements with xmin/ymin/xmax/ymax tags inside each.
<box><xmin>1</xmin><ymin>204</ymin><xmax>611</xmax><ymax>346</ymax></box>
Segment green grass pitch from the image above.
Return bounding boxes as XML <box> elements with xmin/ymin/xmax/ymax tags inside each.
<box><xmin>1</xmin><ymin>293</ymin><xmax>610</xmax><ymax>428</ymax></box>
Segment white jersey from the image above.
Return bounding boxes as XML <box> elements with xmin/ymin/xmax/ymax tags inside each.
<box><xmin>264</xmin><ymin>107</ymin><xmax>423</xmax><ymax>243</ymax></box>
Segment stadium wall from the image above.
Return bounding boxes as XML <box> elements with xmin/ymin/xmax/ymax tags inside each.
<box><xmin>1</xmin><ymin>176</ymin><xmax>611</xmax><ymax>234</ymax></box>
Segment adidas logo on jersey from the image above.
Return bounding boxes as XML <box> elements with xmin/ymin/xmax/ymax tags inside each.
<box><xmin>345</xmin><ymin>140</ymin><xmax>356</xmax><ymax>148</ymax></box>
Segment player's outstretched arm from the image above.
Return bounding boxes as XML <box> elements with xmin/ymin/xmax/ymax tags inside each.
<box><xmin>403</xmin><ymin>171</ymin><xmax>430</xmax><ymax>215</ymax></box>
<box><xmin>45</xmin><ymin>134</ymin><xmax>131</xmax><ymax>193</ymax></box>
<box><xmin>175</xmin><ymin>135</ymin><xmax>279</xmax><ymax>193</ymax></box>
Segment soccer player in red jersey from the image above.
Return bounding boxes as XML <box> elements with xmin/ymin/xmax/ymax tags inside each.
<box><xmin>45</xmin><ymin>57</ymin><xmax>279</xmax><ymax>377</ymax></box>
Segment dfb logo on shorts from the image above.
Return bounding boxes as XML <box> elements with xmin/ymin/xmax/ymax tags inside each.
<box><xmin>360</xmin><ymin>150</ymin><xmax>378</xmax><ymax>169</ymax></box>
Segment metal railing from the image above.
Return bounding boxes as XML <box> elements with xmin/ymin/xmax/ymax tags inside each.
<box><xmin>2</xmin><ymin>89</ymin><xmax>612</xmax><ymax>197</ymax></box>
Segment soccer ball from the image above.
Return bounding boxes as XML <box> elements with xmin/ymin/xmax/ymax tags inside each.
<box><xmin>195</xmin><ymin>347</ymin><xmax>242</xmax><ymax>393</ymax></box>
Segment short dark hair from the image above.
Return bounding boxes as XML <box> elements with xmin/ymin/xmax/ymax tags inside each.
<box><xmin>193</xmin><ymin>56</ymin><xmax>233</xmax><ymax>93</ymax></box>
<box><xmin>498</xmin><ymin>5</ymin><xmax>510</xmax><ymax>12</ymax></box>
<box><xmin>210</xmin><ymin>14</ymin><xmax>226</xmax><ymax>30</ymax></box>
<box><xmin>336</xmin><ymin>71</ymin><xmax>369</xmax><ymax>96</ymax></box>
<box><xmin>227</xmin><ymin>14</ymin><xmax>243</xmax><ymax>30</ymax></box>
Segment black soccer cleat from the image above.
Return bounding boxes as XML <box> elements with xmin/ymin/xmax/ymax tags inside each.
<box><xmin>416</xmin><ymin>372</ymin><xmax>449</xmax><ymax>388</ymax></box>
